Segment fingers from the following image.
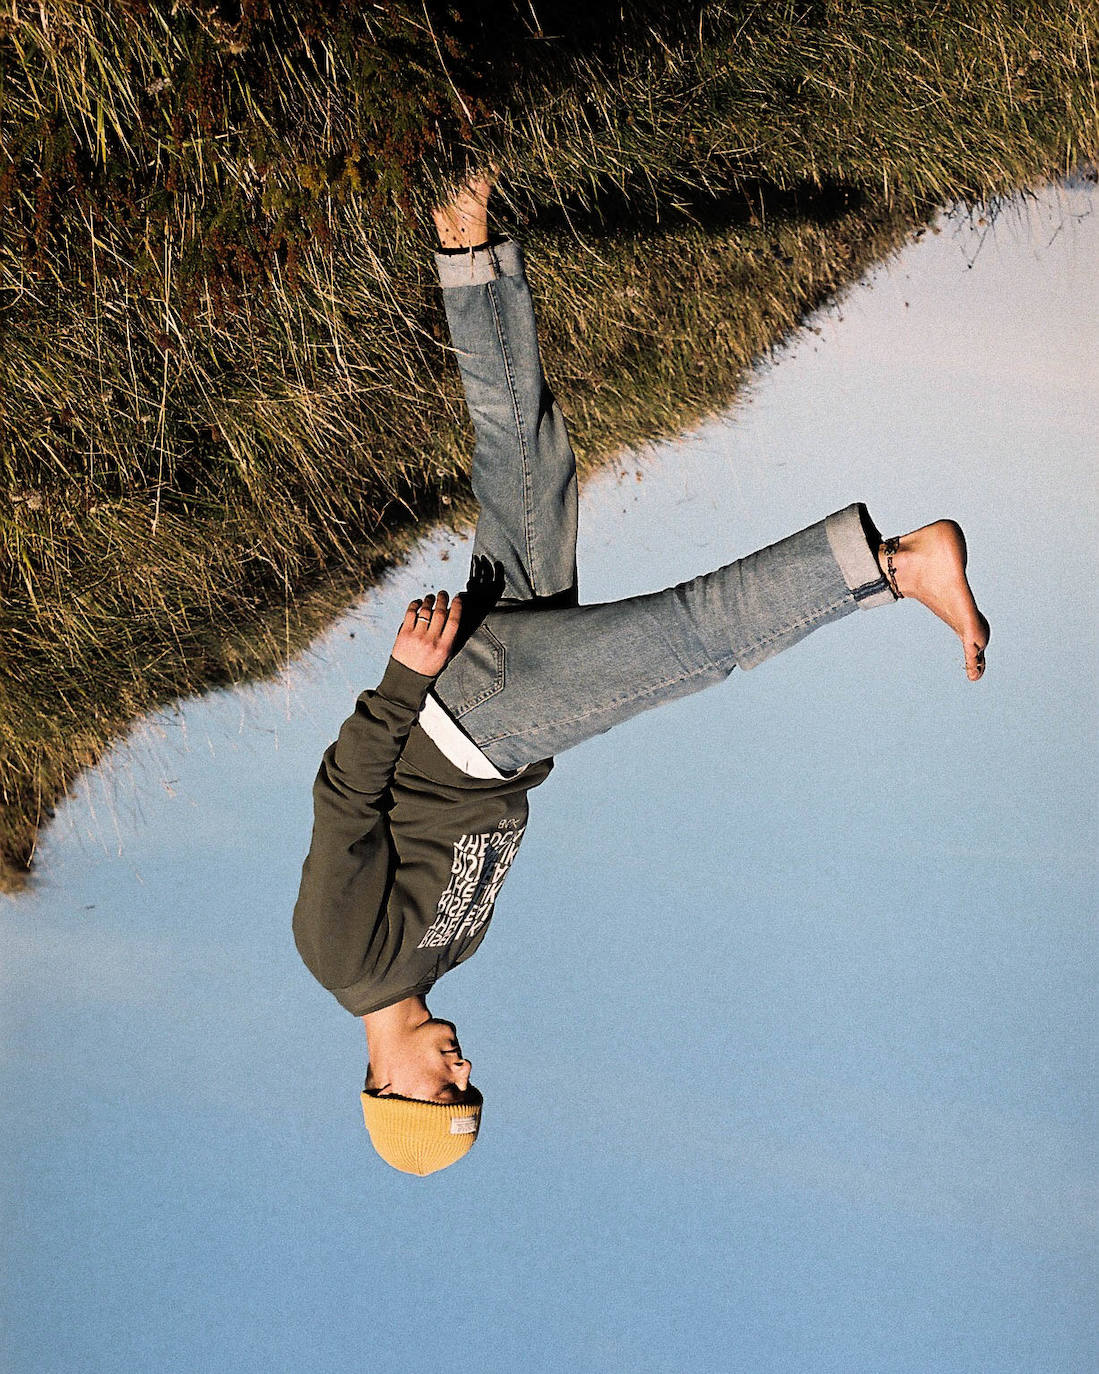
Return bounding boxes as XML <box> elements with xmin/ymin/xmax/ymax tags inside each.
<box><xmin>440</xmin><ymin>593</ymin><xmax>463</xmax><ymax>648</ymax></box>
<box><xmin>406</xmin><ymin>592</ymin><xmax>437</xmax><ymax>624</ymax></box>
<box><xmin>407</xmin><ymin>590</ymin><xmax>459</xmax><ymax>634</ymax></box>
<box><xmin>394</xmin><ymin>590</ymin><xmax>463</xmax><ymax>675</ymax></box>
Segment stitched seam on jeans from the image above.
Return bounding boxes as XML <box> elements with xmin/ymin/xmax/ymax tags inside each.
<box><xmin>477</xmin><ymin>652</ymin><xmax>737</xmax><ymax>744</ymax></box>
<box><xmin>851</xmin><ymin>575</ymin><xmax>889</xmax><ymax>602</ymax></box>
<box><xmin>487</xmin><ymin>282</ymin><xmax>537</xmax><ymax>596</ymax></box>
<box><xmin>645</xmin><ymin>595</ymin><xmax>716</xmax><ymax>687</ymax></box>
<box><xmin>739</xmin><ymin>595</ymin><xmax>850</xmax><ymax>660</ymax></box>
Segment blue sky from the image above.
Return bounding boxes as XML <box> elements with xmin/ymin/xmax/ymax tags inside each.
<box><xmin>4</xmin><ymin>184</ymin><xmax>1096</xmax><ymax>1374</ymax></box>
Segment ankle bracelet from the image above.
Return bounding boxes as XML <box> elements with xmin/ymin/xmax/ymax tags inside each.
<box><xmin>437</xmin><ymin>239</ymin><xmax>492</xmax><ymax>256</ymax></box>
<box><xmin>881</xmin><ymin>537</ymin><xmax>904</xmax><ymax>599</ymax></box>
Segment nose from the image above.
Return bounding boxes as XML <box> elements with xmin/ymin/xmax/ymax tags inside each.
<box><xmin>453</xmin><ymin>1060</ymin><xmax>472</xmax><ymax>1091</ymax></box>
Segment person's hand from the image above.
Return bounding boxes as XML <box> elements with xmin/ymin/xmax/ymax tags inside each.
<box><xmin>392</xmin><ymin>590</ymin><xmax>463</xmax><ymax>677</ymax></box>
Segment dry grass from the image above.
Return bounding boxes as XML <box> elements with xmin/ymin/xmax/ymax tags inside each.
<box><xmin>2</xmin><ymin>1</ymin><xmax>1097</xmax><ymax>886</ymax></box>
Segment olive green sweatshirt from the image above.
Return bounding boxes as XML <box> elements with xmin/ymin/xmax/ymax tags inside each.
<box><xmin>293</xmin><ymin>657</ymin><xmax>552</xmax><ymax>1016</ymax></box>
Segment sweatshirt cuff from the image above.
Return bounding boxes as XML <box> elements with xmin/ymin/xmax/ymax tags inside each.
<box><xmin>825</xmin><ymin>503</ymin><xmax>895</xmax><ymax>610</ymax></box>
<box><xmin>376</xmin><ymin>657</ymin><xmax>436</xmax><ymax>711</ymax></box>
<box><xmin>434</xmin><ymin>238</ymin><xmax>525</xmax><ymax>288</ymax></box>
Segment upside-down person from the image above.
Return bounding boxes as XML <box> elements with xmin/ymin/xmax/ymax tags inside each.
<box><xmin>293</xmin><ymin>175</ymin><xmax>989</xmax><ymax>1176</ymax></box>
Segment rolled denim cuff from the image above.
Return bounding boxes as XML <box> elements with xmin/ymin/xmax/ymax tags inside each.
<box><xmin>434</xmin><ymin>238</ymin><xmax>525</xmax><ymax>288</ymax></box>
<box><xmin>825</xmin><ymin>503</ymin><xmax>895</xmax><ymax>609</ymax></box>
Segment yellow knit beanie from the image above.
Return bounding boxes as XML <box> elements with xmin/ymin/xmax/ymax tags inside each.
<box><xmin>360</xmin><ymin>1089</ymin><xmax>483</xmax><ymax>1176</ymax></box>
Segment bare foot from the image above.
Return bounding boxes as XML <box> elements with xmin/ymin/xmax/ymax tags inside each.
<box><xmin>431</xmin><ymin>172</ymin><xmax>495</xmax><ymax>249</ymax></box>
<box><xmin>879</xmin><ymin>520</ymin><xmax>990</xmax><ymax>681</ymax></box>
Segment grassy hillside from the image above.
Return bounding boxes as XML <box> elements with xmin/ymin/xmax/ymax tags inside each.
<box><xmin>2</xmin><ymin>1</ymin><xmax>1096</xmax><ymax>887</ymax></box>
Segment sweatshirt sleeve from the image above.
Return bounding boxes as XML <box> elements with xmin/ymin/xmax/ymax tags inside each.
<box><xmin>292</xmin><ymin>657</ymin><xmax>434</xmax><ymax>995</ymax></box>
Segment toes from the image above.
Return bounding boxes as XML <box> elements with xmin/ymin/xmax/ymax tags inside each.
<box><xmin>965</xmin><ymin>639</ymin><xmax>987</xmax><ymax>681</ymax></box>
<box><xmin>969</xmin><ymin>613</ymin><xmax>990</xmax><ymax>680</ymax></box>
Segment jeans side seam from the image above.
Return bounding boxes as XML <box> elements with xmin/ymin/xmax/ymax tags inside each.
<box><xmin>486</xmin><ymin>282</ymin><xmax>538</xmax><ymax>596</ymax></box>
<box><xmin>475</xmin><ymin>651</ymin><xmax>738</xmax><ymax>745</ymax></box>
<box><xmin>738</xmin><ymin>593</ymin><xmax>851</xmax><ymax>663</ymax></box>
<box><xmin>647</xmin><ymin>596</ymin><xmax>719</xmax><ymax>687</ymax></box>
<box><xmin>851</xmin><ymin>574</ymin><xmax>890</xmax><ymax>603</ymax></box>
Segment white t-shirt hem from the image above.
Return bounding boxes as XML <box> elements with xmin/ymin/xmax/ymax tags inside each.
<box><xmin>419</xmin><ymin>694</ymin><xmax>508</xmax><ymax>780</ymax></box>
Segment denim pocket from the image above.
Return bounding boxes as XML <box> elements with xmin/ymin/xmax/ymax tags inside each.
<box><xmin>434</xmin><ymin>624</ymin><xmax>506</xmax><ymax>716</ymax></box>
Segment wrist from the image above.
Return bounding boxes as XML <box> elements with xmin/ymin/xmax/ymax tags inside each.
<box><xmin>377</xmin><ymin>656</ymin><xmax>435</xmax><ymax>710</ymax></box>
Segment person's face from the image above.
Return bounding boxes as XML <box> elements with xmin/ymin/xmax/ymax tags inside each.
<box><xmin>375</xmin><ymin>1018</ymin><xmax>474</xmax><ymax>1104</ymax></box>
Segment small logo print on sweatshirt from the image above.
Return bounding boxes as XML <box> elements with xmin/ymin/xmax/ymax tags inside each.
<box><xmin>418</xmin><ymin>820</ymin><xmax>526</xmax><ymax>951</ymax></box>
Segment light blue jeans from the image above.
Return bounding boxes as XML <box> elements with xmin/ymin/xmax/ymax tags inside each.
<box><xmin>431</xmin><ymin>241</ymin><xmax>895</xmax><ymax>773</ymax></box>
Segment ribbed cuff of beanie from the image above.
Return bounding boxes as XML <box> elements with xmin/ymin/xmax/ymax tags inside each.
<box><xmin>361</xmin><ymin>1091</ymin><xmax>482</xmax><ymax>1177</ymax></box>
